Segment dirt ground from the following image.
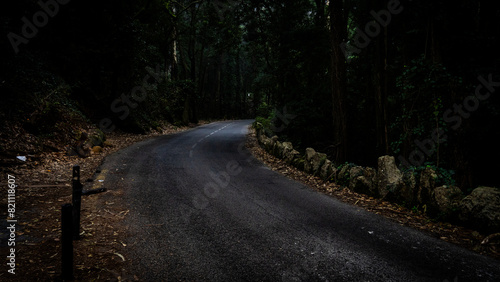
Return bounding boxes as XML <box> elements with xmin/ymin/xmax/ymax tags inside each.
<box><xmin>0</xmin><ymin>123</ymin><xmax>203</xmax><ymax>281</ymax></box>
<box><xmin>0</xmin><ymin>123</ymin><xmax>498</xmax><ymax>281</ymax></box>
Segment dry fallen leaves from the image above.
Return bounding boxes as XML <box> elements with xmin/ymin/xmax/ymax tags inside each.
<box><xmin>245</xmin><ymin>127</ymin><xmax>499</xmax><ymax>261</ymax></box>
<box><xmin>0</xmin><ymin>122</ymin><xmax>212</xmax><ymax>281</ymax></box>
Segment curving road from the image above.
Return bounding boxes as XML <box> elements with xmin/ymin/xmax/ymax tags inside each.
<box><xmin>97</xmin><ymin>120</ymin><xmax>500</xmax><ymax>281</ymax></box>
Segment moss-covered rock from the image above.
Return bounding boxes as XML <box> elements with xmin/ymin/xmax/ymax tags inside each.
<box><xmin>459</xmin><ymin>187</ymin><xmax>500</xmax><ymax>233</ymax></box>
<box><xmin>349</xmin><ymin>167</ymin><xmax>377</xmax><ymax>196</ymax></box>
<box><xmin>376</xmin><ymin>156</ymin><xmax>404</xmax><ymax>200</ymax></box>
<box><xmin>429</xmin><ymin>185</ymin><xmax>463</xmax><ymax>219</ymax></box>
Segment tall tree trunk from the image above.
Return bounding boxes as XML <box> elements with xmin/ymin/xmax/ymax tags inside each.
<box><xmin>216</xmin><ymin>54</ymin><xmax>223</xmax><ymax>117</ymax></box>
<box><xmin>166</xmin><ymin>26</ymin><xmax>179</xmax><ymax>80</ymax></box>
<box><xmin>168</xmin><ymin>6</ymin><xmax>179</xmax><ymax>80</ymax></box>
<box><xmin>373</xmin><ymin>1</ymin><xmax>390</xmax><ymax>156</ymax></box>
<box><xmin>236</xmin><ymin>47</ymin><xmax>242</xmax><ymax>116</ymax></box>
<box><xmin>184</xmin><ymin>4</ymin><xmax>199</xmax><ymax>123</ymax></box>
<box><xmin>198</xmin><ymin>44</ymin><xmax>206</xmax><ymax>117</ymax></box>
<box><xmin>188</xmin><ymin>5</ymin><xmax>197</xmax><ymax>83</ymax></box>
<box><xmin>329</xmin><ymin>0</ymin><xmax>348</xmax><ymax>163</ymax></box>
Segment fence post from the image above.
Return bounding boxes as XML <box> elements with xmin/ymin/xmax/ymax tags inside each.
<box><xmin>72</xmin><ymin>165</ymin><xmax>82</xmax><ymax>240</ymax></box>
<box><xmin>61</xmin><ymin>203</ymin><xmax>74</xmax><ymax>280</ymax></box>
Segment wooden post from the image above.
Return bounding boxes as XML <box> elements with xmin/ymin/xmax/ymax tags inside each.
<box><xmin>72</xmin><ymin>165</ymin><xmax>82</xmax><ymax>240</ymax></box>
<box><xmin>61</xmin><ymin>204</ymin><xmax>74</xmax><ymax>280</ymax></box>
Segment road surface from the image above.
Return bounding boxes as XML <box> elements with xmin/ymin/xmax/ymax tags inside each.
<box><xmin>97</xmin><ymin>120</ymin><xmax>500</xmax><ymax>281</ymax></box>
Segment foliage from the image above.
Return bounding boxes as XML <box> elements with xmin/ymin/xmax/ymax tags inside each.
<box><xmin>334</xmin><ymin>162</ymin><xmax>356</xmax><ymax>186</ymax></box>
<box><xmin>253</xmin><ymin>106</ymin><xmax>285</xmax><ymax>136</ymax></box>
<box><xmin>253</xmin><ymin>116</ymin><xmax>271</xmax><ymax>132</ymax></box>
<box><xmin>402</xmin><ymin>163</ymin><xmax>456</xmax><ymax>187</ymax></box>
<box><xmin>256</xmin><ymin>102</ymin><xmax>272</xmax><ymax>118</ymax></box>
<box><xmin>1</xmin><ymin>0</ymin><xmax>499</xmax><ymax>189</ymax></box>
<box><xmin>391</xmin><ymin>55</ymin><xmax>464</xmax><ymax>160</ymax></box>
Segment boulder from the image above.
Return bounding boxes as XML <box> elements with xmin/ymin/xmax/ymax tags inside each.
<box><xmin>376</xmin><ymin>156</ymin><xmax>404</xmax><ymax>199</ymax></box>
<box><xmin>349</xmin><ymin>167</ymin><xmax>377</xmax><ymax>196</ymax></box>
<box><xmin>401</xmin><ymin>171</ymin><xmax>417</xmax><ymax>205</ymax></box>
<box><xmin>89</xmin><ymin>129</ymin><xmax>106</xmax><ymax>147</ymax></box>
<box><xmin>302</xmin><ymin>148</ymin><xmax>327</xmax><ymax>174</ymax></box>
<box><xmin>348</xmin><ymin>166</ymin><xmax>363</xmax><ymax>190</ymax></box>
<box><xmin>350</xmin><ymin>166</ymin><xmax>364</xmax><ymax>178</ymax></box>
<box><xmin>264</xmin><ymin>136</ymin><xmax>276</xmax><ymax>151</ymax></box>
<box><xmin>282</xmin><ymin>142</ymin><xmax>294</xmax><ymax>156</ymax></box>
<box><xmin>304</xmin><ymin>148</ymin><xmax>318</xmax><ymax>173</ymax></box>
<box><xmin>257</xmin><ymin>131</ymin><xmax>275</xmax><ymax>152</ymax></box>
<box><xmin>281</xmin><ymin>142</ymin><xmax>297</xmax><ymax>163</ymax></box>
<box><xmin>311</xmin><ymin>153</ymin><xmax>327</xmax><ymax>175</ymax></box>
<box><xmin>76</xmin><ymin>145</ymin><xmax>90</xmax><ymax>158</ymax></box>
<box><xmin>319</xmin><ymin>159</ymin><xmax>335</xmax><ymax>180</ymax></box>
<box><xmin>270</xmin><ymin>135</ymin><xmax>279</xmax><ymax>147</ymax></box>
<box><xmin>304</xmin><ymin>148</ymin><xmax>316</xmax><ymax>162</ymax></box>
<box><xmin>285</xmin><ymin>150</ymin><xmax>300</xmax><ymax>164</ymax></box>
<box><xmin>257</xmin><ymin>129</ymin><xmax>266</xmax><ymax>144</ymax></box>
<box><xmin>272</xmin><ymin>141</ymin><xmax>283</xmax><ymax>157</ymax></box>
<box><xmin>260</xmin><ymin>135</ymin><xmax>272</xmax><ymax>151</ymax></box>
<box><xmin>430</xmin><ymin>185</ymin><xmax>463</xmax><ymax>217</ymax></box>
<box><xmin>365</xmin><ymin>167</ymin><xmax>378</xmax><ymax>195</ymax></box>
<box><xmin>258</xmin><ymin>132</ymin><xmax>268</xmax><ymax>144</ymax></box>
<box><xmin>418</xmin><ymin>168</ymin><xmax>437</xmax><ymax>204</ymax></box>
<box><xmin>336</xmin><ymin>163</ymin><xmax>353</xmax><ymax>186</ymax></box>
<box><xmin>459</xmin><ymin>187</ymin><xmax>500</xmax><ymax>233</ymax></box>
<box><xmin>292</xmin><ymin>157</ymin><xmax>306</xmax><ymax>171</ymax></box>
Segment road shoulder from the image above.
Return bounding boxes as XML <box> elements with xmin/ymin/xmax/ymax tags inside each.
<box><xmin>245</xmin><ymin>127</ymin><xmax>500</xmax><ymax>262</ymax></box>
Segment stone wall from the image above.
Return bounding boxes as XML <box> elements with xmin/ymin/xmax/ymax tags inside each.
<box><xmin>257</xmin><ymin>129</ymin><xmax>500</xmax><ymax>234</ymax></box>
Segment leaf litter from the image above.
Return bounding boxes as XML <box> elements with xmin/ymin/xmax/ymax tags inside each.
<box><xmin>245</xmin><ymin>127</ymin><xmax>499</xmax><ymax>261</ymax></box>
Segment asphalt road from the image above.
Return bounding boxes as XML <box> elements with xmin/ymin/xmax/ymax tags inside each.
<box><xmin>98</xmin><ymin>120</ymin><xmax>500</xmax><ymax>281</ymax></box>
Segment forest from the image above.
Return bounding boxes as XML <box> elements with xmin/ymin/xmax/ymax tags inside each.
<box><xmin>1</xmin><ymin>0</ymin><xmax>499</xmax><ymax>192</ymax></box>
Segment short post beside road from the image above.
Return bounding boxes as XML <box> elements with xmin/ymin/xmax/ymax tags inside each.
<box><xmin>72</xmin><ymin>165</ymin><xmax>82</xmax><ymax>240</ymax></box>
<box><xmin>61</xmin><ymin>203</ymin><xmax>74</xmax><ymax>280</ymax></box>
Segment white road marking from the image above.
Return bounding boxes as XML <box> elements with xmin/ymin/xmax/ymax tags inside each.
<box><xmin>189</xmin><ymin>122</ymin><xmax>234</xmax><ymax>158</ymax></box>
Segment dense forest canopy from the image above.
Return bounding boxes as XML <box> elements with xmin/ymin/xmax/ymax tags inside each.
<box><xmin>1</xmin><ymin>0</ymin><xmax>499</xmax><ymax>190</ymax></box>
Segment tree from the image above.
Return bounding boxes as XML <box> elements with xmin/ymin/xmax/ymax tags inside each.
<box><xmin>329</xmin><ymin>0</ymin><xmax>348</xmax><ymax>162</ymax></box>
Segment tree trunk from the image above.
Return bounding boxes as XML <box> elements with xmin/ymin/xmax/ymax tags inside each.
<box><xmin>329</xmin><ymin>0</ymin><xmax>348</xmax><ymax>163</ymax></box>
<box><xmin>168</xmin><ymin>6</ymin><xmax>179</xmax><ymax>80</ymax></box>
<box><xmin>216</xmin><ymin>54</ymin><xmax>223</xmax><ymax>117</ymax></box>
<box><xmin>373</xmin><ymin>3</ymin><xmax>390</xmax><ymax>156</ymax></box>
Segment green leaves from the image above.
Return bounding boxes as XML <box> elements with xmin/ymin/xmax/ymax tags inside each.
<box><xmin>391</xmin><ymin>54</ymin><xmax>465</xmax><ymax>168</ymax></box>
